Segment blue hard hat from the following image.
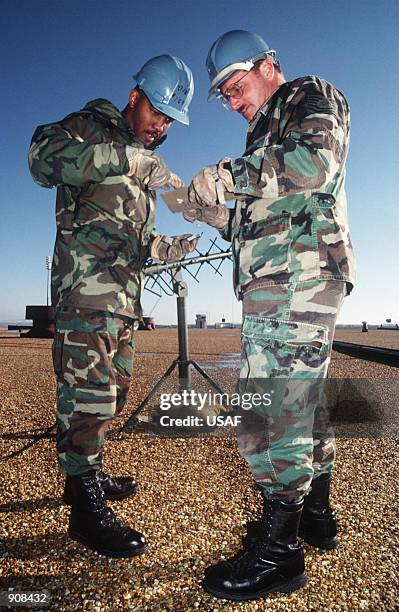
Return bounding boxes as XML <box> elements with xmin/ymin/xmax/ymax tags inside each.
<box><xmin>206</xmin><ymin>30</ymin><xmax>277</xmax><ymax>101</ymax></box>
<box><xmin>134</xmin><ymin>55</ymin><xmax>194</xmax><ymax>125</ymax></box>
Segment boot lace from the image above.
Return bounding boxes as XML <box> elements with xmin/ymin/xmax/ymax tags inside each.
<box><xmin>225</xmin><ymin>507</ymin><xmax>273</xmax><ymax>571</ymax></box>
<box><xmin>98</xmin><ymin>506</ymin><xmax>130</xmax><ymax>534</ymax></box>
<box><xmin>84</xmin><ymin>477</ymin><xmax>106</xmax><ymax>508</ymax></box>
<box><xmin>82</xmin><ymin>476</ymin><xmax>128</xmax><ymax>534</ymax></box>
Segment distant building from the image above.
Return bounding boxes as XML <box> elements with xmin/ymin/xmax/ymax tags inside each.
<box><xmin>196</xmin><ymin>314</ymin><xmax>207</xmax><ymax>329</ymax></box>
<box><xmin>378</xmin><ymin>322</ymin><xmax>399</xmax><ymax>330</ymax></box>
<box><xmin>8</xmin><ymin>305</ymin><xmax>54</xmax><ymax>338</ymax></box>
<box><xmin>214</xmin><ymin>319</ymin><xmax>239</xmax><ymax>329</ymax></box>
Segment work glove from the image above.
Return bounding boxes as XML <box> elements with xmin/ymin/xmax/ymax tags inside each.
<box><xmin>188</xmin><ymin>159</ymin><xmax>235</xmax><ymax>208</ymax></box>
<box><xmin>125</xmin><ymin>147</ymin><xmax>184</xmax><ymax>190</ymax></box>
<box><xmin>183</xmin><ymin>205</ymin><xmax>230</xmax><ymax>230</ymax></box>
<box><xmin>150</xmin><ymin>234</ymin><xmax>199</xmax><ymax>262</ymax></box>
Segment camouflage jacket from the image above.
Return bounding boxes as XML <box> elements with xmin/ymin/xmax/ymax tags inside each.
<box><xmin>28</xmin><ymin>99</ymin><xmax>159</xmax><ymax>319</ymax></box>
<box><xmin>218</xmin><ymin>76</ymin><xmax>356</xmax><ymax>299</ymax></box>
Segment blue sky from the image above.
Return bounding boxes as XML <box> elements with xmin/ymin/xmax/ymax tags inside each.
<box><xmin>1</xmin><ymin>0</ymin><xmax>398</xmax><ymax>325</ymax></box>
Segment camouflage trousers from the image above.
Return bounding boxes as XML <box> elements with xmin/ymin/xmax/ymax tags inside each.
<box><xmin>238</xmin><ymin>279</ymin><xmax>347</xmax><ymax>502</ymax></box>
<box><xmin>52</xmin><ymin>308</ymin><xmax>135</xmax><ymax>475</ymax></box>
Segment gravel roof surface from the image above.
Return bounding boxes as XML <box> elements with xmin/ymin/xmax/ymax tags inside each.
<box><xmin>0</xmin><ymin>329</ymin><xmax>398</xmax><ymax>611</ymax></box>
<box><xmin>334</xmin><ymin>329</ymin><xmax>399</xmax><ymax>349</ymax></box>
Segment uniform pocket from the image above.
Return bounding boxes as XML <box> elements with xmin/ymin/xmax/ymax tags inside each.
<box><xmin>52</xmin><ymin>331</ymin><xmax>65</xmax><ymax>378</ymax></box>
<box><xmin>311</xmin><ymin>193</ymin><xmax>345</xmax><ymax>275</ymax></box>
<box><xmin>237</xmin><ymin>214</ymin><xmax>291</xmax><ymax>286</ymax></box>
<box><xmin>52</xmin><ymin>329</ymin><xmax>90</xmax><ymax>385</ymax></box>
<box><xmin>86</xmin><ymin>332</ymin><xmax>113</xmax><ymax>386</ymax></box>
<box><xmin>53</xmin><ymin>329</ymin><xmax>112</xmax><ymax>386</ymax></box>
<box><xmin>241</xmin><ymin>315</ymin><xmax>329</xmax><ymax>378</ymax></box>
<box><xmin>113</xmin><ymin>325</ymin><xmax>136</xmax><ymax>379</ymax></box>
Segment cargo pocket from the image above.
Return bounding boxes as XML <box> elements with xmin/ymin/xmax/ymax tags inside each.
<box><xmin>241</xmin><ymin>315</ymin><xmax>329</xmax><ymax>378</ymax></box>
<box><xmin>238</xmin><ymin>214</ymin><xmax>291</xmax><ymax>287</ymax></box>
<box><xmin>52</xmin><ymin>329</ymin><xmax>92</xmax><ymax>385</ymax></box>
<box><xmin>52</xmin><ymin>331</ymin><xmax>65</xmax><ymax>379</ymax></box>
<box><xmin>311</xmin><ymin>193</ymin><xmax>345</xmax><ymax>276</ymax></box>
<box><xmin>240</xmin><ymin>315</ymin><xmax>297</xmax><ymax>381</ymax></box>
<box><xmin>86</xmin><ymin>332</ymin><xmax>112</xmax><ymax>386</ymax></box>
<box><xmin>113</xmin><ymin>325</ymin><xmax>136</xmax><ymax>379</ymax></box>
<box><xmin>240</xmin><ymin>315</ymin><xmax>330</xmax><ymax>417</ymax></box>
<box><xmin>126</xmin><ymin>333</ymin><xmax>136</xmax><ymax>377</ymax></box>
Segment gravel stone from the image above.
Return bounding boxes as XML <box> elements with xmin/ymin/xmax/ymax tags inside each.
<box><xmin>0</xmin><ymin>328</ymin><xmax>398</xmax><ymax>610</ymax></box>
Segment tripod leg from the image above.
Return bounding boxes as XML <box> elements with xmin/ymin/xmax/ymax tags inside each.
<box><xmin>189</xmin><ymin>360</ymin><xmax>228</xmax><ymax>401</ymax></box>
<box><xmin>121</xmin><ymin>359</ymin><xmax>179</xmax><ymax>431</ymax></box>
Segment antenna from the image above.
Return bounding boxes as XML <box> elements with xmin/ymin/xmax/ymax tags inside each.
<box><xmin>121</xmin><ymin>240</ymin><xmax>232</xmax><ymax>432</ymax></box>
<box><xmin>45</xmin><ymin>256</ymin><xmax>52</xmax><ymax>306</ymax></box>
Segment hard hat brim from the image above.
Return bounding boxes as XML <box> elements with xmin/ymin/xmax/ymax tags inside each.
<box><xmin>207</xmin><ymin>51</ymin><xmax>277</xmax><ymax>102</ymax></box>
<box><xmin>135</xmin><ymin>86</ymin><xmax>190</xmax><ymax>125</ymax></box>
<box><xmin>155</xmin><ymin>101</ymin><xmax>190</xmax><ymax>125</ymax></box>
<box><xmin>207</xmin><ymin>60</ymin><xmax>254</xmax><ymax>102</ymax></box>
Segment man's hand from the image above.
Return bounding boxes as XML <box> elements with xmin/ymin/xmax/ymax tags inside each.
<box><xmin>183</xmin><ymin>205</ymin><xmax>230</xmax><ymax>230</ymax></box>
<box><xmin>150</xmin><ymin>234</ymin><xmax>199</xmax><ymax>262</ymax></box>
<box><xmin>125</xmin><ymin>147</ymin><xmax>184</xmax><ymax>190</ymax></box>
<box><xmin>188</xmin><ymin>159</ymin><xmax>235</xmax><ymax>207</ymax></box>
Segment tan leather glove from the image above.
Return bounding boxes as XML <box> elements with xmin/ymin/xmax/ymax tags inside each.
<box><xmin>150</xmin><ymin>234</ymin><xmax>199</xmax><ymax>262</ymax></box>
<box><xmin>188</xmin><ymin>158</ymin><xmax>235</xmax><ymax>207</ymax></box>
<box><xmin>183</xmin><ymin>205</ymin><xmax>230</xmax><ymax>230</ymax></box>
<box><xmin>125</xmin><ymin>147</ymin><xmax>184</xmax><ymax>190</ymax></box>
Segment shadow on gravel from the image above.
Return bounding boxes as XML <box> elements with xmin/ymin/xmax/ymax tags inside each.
<box><xmin>0</xmin><ymin>431</ymin><xmax>55</xmax><ymax>441</ymax></box>
<box><xmin>0</xmin><ymin>574</ymin><xmax>64</xmax><ymax>589</ymax></box>
<box><xmin>0</xmin><ymin>497</ymin><xmax>62</xmax><ymax>513</ymax></box>
<box><xmin>0</xmin><ymin>531</ymin><xmax>71</xmax><ymax>560</ymax></box>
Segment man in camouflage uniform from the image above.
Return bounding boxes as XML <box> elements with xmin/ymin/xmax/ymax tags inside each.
<box><xmin>184</xmin><ymin>31</ymin><xmax>355</xmax><ymax>600</ymax></box>
<box><xmin>28</xmin><ymin>55</ymin><xmax>196</xmax><ymax>558</ymax></box>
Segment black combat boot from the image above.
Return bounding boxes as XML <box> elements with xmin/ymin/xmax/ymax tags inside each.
<box><xmin>66</xmin><ymin>471</ymin><xmax>147</xmax><ymax>558</ymax></box>
<box><xmin>98</xmin><ymin>470</ymin><xmax>137</xmax><ymax>500</ymax></box>
<box><xmin>203</xmin><ymin>499</ymin><xmax>307</xmax><ymax>601</ymax></box>
<box><xmin>244</xmin><ymin>474</ymin><xmax>339</xmax><ymax>551</ymax></box>
<box><xmin>298</xmin><ymin>472</ymin><xmax>339</xmax><ymax>549</ymax></box>
<box><xmin>63</xmin><ymin>470</ymin><xmax>137</xmax><ymax>505</ymax></box>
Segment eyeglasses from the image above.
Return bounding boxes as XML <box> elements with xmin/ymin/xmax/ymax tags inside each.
<box><xmin>218</xmin><ymin>53</ymin><xmax>279</xmax><ymax>110</ymax></box>
<box><xmin>218</xmin><ymin>69</ymin><xmax>254</xmax><ymax>110</ymax></box>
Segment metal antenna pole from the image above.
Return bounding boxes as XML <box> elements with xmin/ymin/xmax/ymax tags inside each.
<box><xmin>45</xmin><ymin>256</ymin><xmax>52</xmax><ymax>306</ymax></box>
<box><xmin>173</xmin><ymin>268</ymin><xmax>191</xmax><ymax>390</ymax></box>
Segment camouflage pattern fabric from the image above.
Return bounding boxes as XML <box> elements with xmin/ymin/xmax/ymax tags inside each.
<box><xmin>28</xmin><ymin>99</ymin><xmax>158</xmax><ymax>319</ymax></box>
<box><xmin>53</xmin><ymin>308</ymin><xmax>135</xmax><ymax>475</ymax></box>
<box><xmin>238</xmin><ymin>279</ymin><xmax>346</xmax><ymax>502</ymax></box>
<box><xmin>200</xmin><ymin>76</ymin><xmax>355</xmax><ymax>298</ymax></box>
